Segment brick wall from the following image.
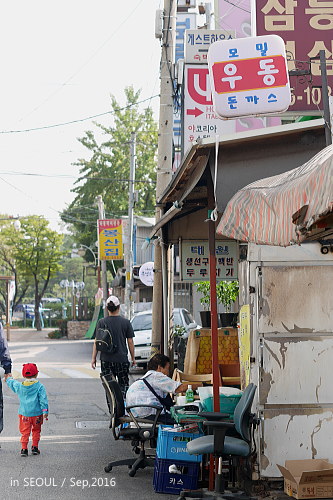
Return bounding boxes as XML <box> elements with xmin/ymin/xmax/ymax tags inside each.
<box><xmin>67</xmin><ymin>320</ymin><xmax>91</xmax><ymax>340</ymax></box>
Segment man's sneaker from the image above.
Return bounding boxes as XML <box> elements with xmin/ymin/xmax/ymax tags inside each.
<box><xmin>31</xmin><ymin>446</ymin><xmax>40</xmax><ymax>455</ymax></box>
<box><xmin>21</xmin><ymin>449</ymin><xmax>28</xmax><ymax>457</ymax></box>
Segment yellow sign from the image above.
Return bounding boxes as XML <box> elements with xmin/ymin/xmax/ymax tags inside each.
<box><xmin>98</xmin><ymin>219</ymin><xmax>123</xmax><ymax>261</ymax></box>
<box><xmin>239</xmin><ymin>304</ymin><xmax>251</xmax><ymax>389</ymax></box>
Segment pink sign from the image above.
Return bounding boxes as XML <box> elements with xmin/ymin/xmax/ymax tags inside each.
<box><xmin>255</xmin><ymin>0</ymin><xmax>333</xmax><ymax>112</ymax></box>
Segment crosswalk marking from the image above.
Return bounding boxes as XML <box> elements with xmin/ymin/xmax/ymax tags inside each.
<box><xmin>62</xmin><ymin>369</ymin><xmax>93</xmax><ymax>379</ymax></box>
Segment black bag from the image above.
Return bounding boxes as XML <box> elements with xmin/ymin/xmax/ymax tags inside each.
<box><xmin>142</xmin><ymin>377</ymin><xmax>174</xmax><ymax>411</ymax></box>
<box><xmin>95</xmin><ymin>320</ymin><xmax>118</xmax><ymax>354</ymax></box>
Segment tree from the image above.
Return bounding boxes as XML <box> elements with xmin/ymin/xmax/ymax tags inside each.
<box><xmin>0</xmin><ymin>217</ymin><xmax>34</xmax><ymax>314</ymax></box>
<box><xmin>47</xmin><ymin>234</ymin><xmax>102</xmax><ymax>304</ymax></box>
<box><xmin>61</xmin><ymin>86</ymin><xmax>158</xmax><ymax>250</ymax></box>
<box><xmin>2</xmin><ymin>216</ymin><xmax>63</xmax><ymax>330</ymax></box>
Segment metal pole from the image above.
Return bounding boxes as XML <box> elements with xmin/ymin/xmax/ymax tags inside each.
<box><xmin>205</xmin><ymin>2</ymin><xmax>213</xmax><ymax>29</ymax></box>
<box><xmin>207</xmin><ymin>176</ymin><xmax>220</xmax><ymax>413</ymax></box>
<box><xmin>151</xmin><ymin>0</ymin><xmax>177</xmax><ymax>355</ymax></box>
<box><xmin>5</xmin><ymin>279</ymin><xmax>10</xmax><ymax>341</ymax></box>
<box><xmin>320</xmin><ymin>50</ymin><xmax>332</xmax><ymax>146</ymax></box>
<box><xmin>161</xmin><ymin>228</ymin><xmax>169</xmax><ymax>355</ymax></box>
<box><xmin>96</xmin><ymin>195</ymin><xmax>108</xmax><ymax>317</ymax></box>
<box><xmin>125</xmin><ymin>132</ymin><xmax>136</xmax><ymax>320</ymax></box>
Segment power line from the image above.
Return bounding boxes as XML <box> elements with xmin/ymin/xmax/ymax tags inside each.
<box><xmin>18</xmin><ymin>0</ymin><xmax>146</xmax><ymax>123</ymax></box>
<box><xmin>0</xmin><ymin>171</ymin><xmax>156</xmax><ymax>183</ymax></box>
<box><xmin>0</xmin><ymin>95</ymin><xmax>160</xmax><ymax>135</ymax></box>
<box><xmin>221</xmin><ymin>0</ymin><xmax>251</xmax><ymax>13</ymax></box>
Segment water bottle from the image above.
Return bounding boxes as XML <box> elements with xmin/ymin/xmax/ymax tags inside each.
<box><xmin>185</xmin><ymin>385</ymin><xmax>194</xmax><ymax>403</ymax></box>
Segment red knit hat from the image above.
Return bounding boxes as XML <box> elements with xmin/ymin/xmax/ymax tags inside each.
<box><xmin>22</xmin><ymin>363</ymin><xmax>39</xmax><ymax>377</ymax></box>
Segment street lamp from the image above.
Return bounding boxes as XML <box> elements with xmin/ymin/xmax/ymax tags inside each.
<box><xmin>77</xmin><ymin>244</ymin><xmax>101</xmax><ymax>288</ymax></box>
<box><xmin>77</xmin><ymin>244</ymin><xmax>98</xmax><ymax>266</ymax></box>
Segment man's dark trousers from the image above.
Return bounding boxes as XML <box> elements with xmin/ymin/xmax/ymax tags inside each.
<box><xmin>0</xmin><ymin>379</ymin><xmax>3</xmax><ymax>433</ymax></box>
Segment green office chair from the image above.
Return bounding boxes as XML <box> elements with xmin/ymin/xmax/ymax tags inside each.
<box><xmin>178</xmin><ymin>383</ymin><xmax>259</xmax><ymax>500</ymax></box>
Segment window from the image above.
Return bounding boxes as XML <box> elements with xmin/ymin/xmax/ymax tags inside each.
<box><xmin>131</xmin><ymin>314</ymin><xmax>152</xmax><ymax>331</ymax></box>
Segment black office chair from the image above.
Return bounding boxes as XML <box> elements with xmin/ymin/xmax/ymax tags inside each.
<box><xmin>101</xmin><ymin>374</ymin><xmax>162</xmax><ymax>477</ymax></box>
<box><xmin>178</xmin><ymin>383</ymin><xmax>259</xmax><ymax>500</ymax></box>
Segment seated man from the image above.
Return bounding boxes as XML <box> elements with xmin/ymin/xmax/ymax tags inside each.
<box><xmin>126</xmin><ymin>353</ymin><xmax>199</xmax><ymax>425</ymax></box>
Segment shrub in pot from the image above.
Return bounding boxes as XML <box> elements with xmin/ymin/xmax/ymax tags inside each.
<box><xmin>194</xmin><ymin>281</ymin><xmax>211</xmax><ymax>327</ymax></box>
<box><xmin>216</xmin><ymin>280</ymin><xmax>239</xmax><ymax>327</ymax></box>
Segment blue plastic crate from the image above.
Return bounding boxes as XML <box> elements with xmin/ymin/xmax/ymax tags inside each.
<box><xmin>156</xmin><ymin>425</ymin><xmax>203</xmax><ymax>462</ymax></box>
<box><xmin>153</xmin><ymin>457</ymin><xmax>200</xmax><ymax>495</ymax></box>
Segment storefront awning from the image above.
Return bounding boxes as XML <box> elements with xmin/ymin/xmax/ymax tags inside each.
<box><xmin>217</xmin><ymin>145</ymin><xmax>333</xmax><ymax>246</ymax></box>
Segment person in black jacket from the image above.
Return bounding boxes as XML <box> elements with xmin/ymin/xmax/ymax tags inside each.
<box><xmin>0</xmin><ymin>321</ymin><xmax>12</xmax><ymax>440</ymax></box>
<box><xmin>91</xmin><ymin>296</ymin><xmax>135</xmax><ymax>395</ymax></box>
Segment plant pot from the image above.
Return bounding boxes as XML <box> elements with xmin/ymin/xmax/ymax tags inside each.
<box><xmin>200</xmin><ymin>311</ymin><xmax>222</xmax><ymax>328</ymax></box>
<box><xmin>219</xmin><ymin>312</ymin><xmax>238</xmax><ymax>328</ymax></box>
<box><xmin>200</xmin><ymin>311</ymin><xmax>211</xmax><ymax>328</ymax></box>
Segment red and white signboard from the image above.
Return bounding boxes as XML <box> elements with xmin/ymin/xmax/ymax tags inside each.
<box><xmin>207</xmin><ymin>35</ymin><xmax>291</xmax><ymax>119</ymax></box>
<box><xmin>184</xmin><ymin>65</ymin><xmax>235</xmax><ymax>151</ymax></box>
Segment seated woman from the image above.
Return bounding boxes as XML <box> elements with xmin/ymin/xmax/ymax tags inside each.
<box><xmin>126</xmin><ymin>353</ymin><xmax>199</xmax><ymax>424</ymax></box>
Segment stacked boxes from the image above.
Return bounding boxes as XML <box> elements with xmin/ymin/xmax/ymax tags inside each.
<box><xmin>153</xmin><ymin>425</ymin><xmax>203</xmax><ymax>495</ymax></box>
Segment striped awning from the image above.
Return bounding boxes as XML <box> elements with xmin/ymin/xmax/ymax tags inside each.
<box><xmin>217</xmin><ymin>145</ymin><xmax>333</xmax><ymax>246</ymax></box>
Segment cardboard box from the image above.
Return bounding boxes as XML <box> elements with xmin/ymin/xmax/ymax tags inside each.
<box><xmin>277</xmin><ymin>459</ymin><xmax>333</xmax><ymax>499</ymax></box>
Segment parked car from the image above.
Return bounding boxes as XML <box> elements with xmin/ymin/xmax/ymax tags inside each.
<box><xmin>130</xmin><ymin>308</ymin><xmax>200</xmax><ymax>368</ymax></box>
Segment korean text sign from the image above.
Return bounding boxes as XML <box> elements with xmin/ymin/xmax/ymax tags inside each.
<box><xmin>181</xmin><ymin>240</ymin><xmax>238</xmax><ymax>282</ymax></box>
<box><xmin>207</xmin><ymin>35</ymin><xmax>291</xmax><ymax>118</ymax></box>
<box><xmin>98</xmin><ymin>219</ymin><xmax>123</xmax><ymax>261</ymax></box>
<box><xmin>255</xmin><ymin>0</ymin><xmax>333</xmax><ymax>113</ymax></box>
<box><xmin>185</xmin><ymin>29</ymin><xmax>235</xmax><ymax>64</ymax></box>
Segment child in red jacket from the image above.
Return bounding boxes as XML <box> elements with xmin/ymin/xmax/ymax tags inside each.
<box><xmin>6</xmin><ymin>363</ymin><xmax>48</xmax><ymax>457</ymax></box>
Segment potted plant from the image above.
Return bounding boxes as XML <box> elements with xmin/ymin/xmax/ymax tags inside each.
<box><xmin>194</xmin><ymin>281</ymin><xmax>211</xmax><ymax>327</ymax></box>
<box><xmin>216</xmin><ymin>280</ymin><xmax>239</xmax><ymax>327</ymax></box>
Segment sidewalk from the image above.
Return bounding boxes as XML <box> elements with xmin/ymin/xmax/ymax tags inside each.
<box><xmin>1</xmin><ymin>377</ymin><xmax>173</xmax><ymax>500</ymax></box>
<box><xmin>6</xmin><ymin>327</ymin><xmax>62</xmax><ymax>343</ymax></box>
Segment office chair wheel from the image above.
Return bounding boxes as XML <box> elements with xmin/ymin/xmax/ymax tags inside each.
<box><xmin>129</xmin><ymin>469</ymin><xmax>137</xmax><ymax>477</ymax></box>
<box><xmin>133</xmin><ymin>446</ymin><xmax>140</xmax><ymax>455</ymax></box>
<box><xmin>128</xmin><ymin>465</ymin><xmax>132</xmax><ymax>469</ymax></box>
<box><xmin>104</xmin><ymin>465</ymin><xmax>113</xmax><ymax>473</ymax></box>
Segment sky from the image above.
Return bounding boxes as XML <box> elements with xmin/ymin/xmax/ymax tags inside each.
<box><xmin>0</xmin><ymin>0</ymin><xmax>163</xmax><ymax>230</ymax></box>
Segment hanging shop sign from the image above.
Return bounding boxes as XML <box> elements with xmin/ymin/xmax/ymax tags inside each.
<box><xmin>139</xmin><ymin>261</ymin><xmax>154</xmax><ymax>286</ymax></box>
<box><xmin>181</xmin><ymin>240</ymin><xmax>238</xmax><ymax>281</ymax></box>
<box><xmin>207</xmin><ymin>34</ymin><xmax>291</xmax><ymax>119</ymax></box>
<box><xmin>98</xmin><ymin>219</ymin><xmax>123</xmax><ymax>261</ymax></box>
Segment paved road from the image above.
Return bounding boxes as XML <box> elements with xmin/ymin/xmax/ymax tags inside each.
<box><xmin>0</xmin><ymin>329</ymin><xmax>174</xmax><ymax>500</ymax></box>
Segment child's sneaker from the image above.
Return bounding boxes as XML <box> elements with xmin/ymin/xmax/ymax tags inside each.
<box><xmin>21</xmin><ymin>449</ymin><xmax>28</xmax><ymax>457</ymax></box>
<box><xmin>31</xmin><ymin>446</ymin><xmax>40</xmax><ymax>455</ymax></box>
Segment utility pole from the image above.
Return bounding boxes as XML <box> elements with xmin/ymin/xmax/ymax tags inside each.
<box><xmin>124</xmin><ymin>131</ymin><xmax>136</xmax><ymax>320</ymax></box>
<box><xmin>151</xmin><ymin>0</ymin><xmax>177</xmax><ymax>355</ymax></box>
<box><xmin>319</xmin><ymin>50</ymin><xmax>332</xmax><ymax>147</ymax></box>
<box><xmin>96</xmin><ymin>195</ymin><xmax>108</xmax><ymax>317</ymax></box>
